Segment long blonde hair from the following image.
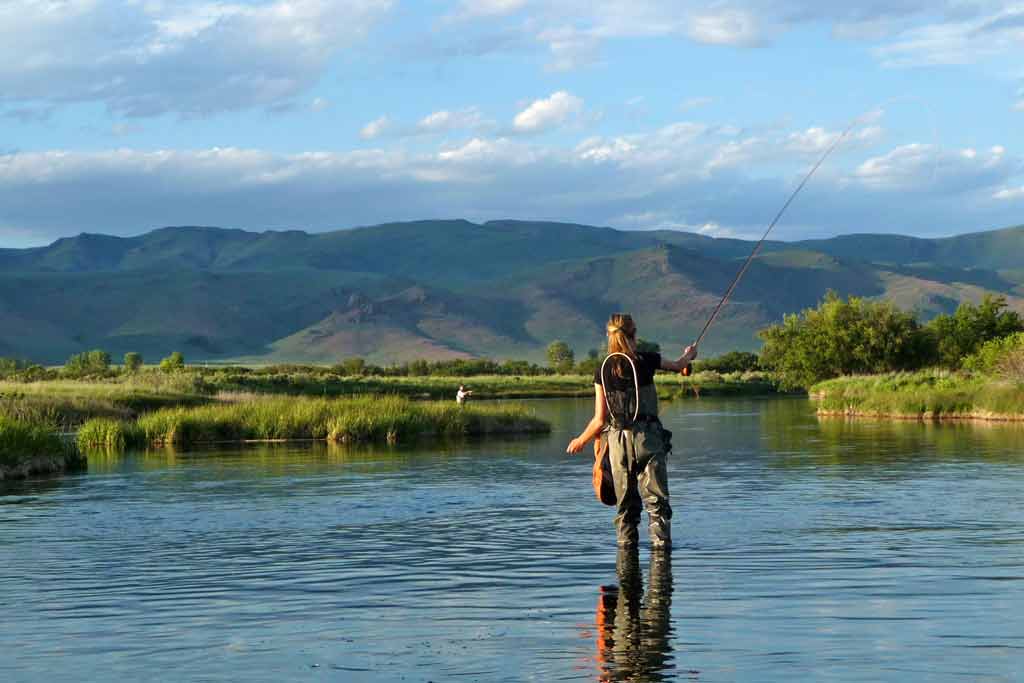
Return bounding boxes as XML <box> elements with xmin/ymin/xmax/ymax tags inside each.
<box><xmin>606</xmin><ymin>314</ymin><xmax>638</xmax><ymax>378</ymax></box>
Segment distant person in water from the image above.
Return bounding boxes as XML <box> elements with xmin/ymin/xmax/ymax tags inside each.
<box><xmin>566</xmin><ymin>313</ymin><xmax>696</xmax><ymax>549</ymax></box>
<box><xmin>456</xmin><ymin>385</ymin><xmax>473</xmax><ymax>405</ymax></box>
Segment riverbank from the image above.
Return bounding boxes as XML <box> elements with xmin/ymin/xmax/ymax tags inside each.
<box><xmin>811</xmin><ymin>371</ymin><xmax>1024</xmax><ymax>422</ymax></box>
<box><xmin>197</xmin><ymin>368</ymin><xmax>777</xmax><ymax>400</ymax></box>
<box><xmin>0</xmin><ymin>416</ymin><xmax>84</xmax><ymax>480</ymax></box>
<box><xmin>77</xmin><ymin>395</ymin><xmax>550</xmax><ymax>449</ymax></box>
<box><xmin>1</xmin><ymin>371</ymin><xmax>778</xmax><ymax>430</ymax></box>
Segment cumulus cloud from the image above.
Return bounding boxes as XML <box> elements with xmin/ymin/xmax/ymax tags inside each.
<box><xmin>993</xmin><ymin>186</ymin><xmax>1024</xmax><ymax>200</ymax></box>
<box><xmin>513</xmin><ymin>91</ymin><xmax>584</xmax><ymax>133</ymax></box>
<box><xmin>688</xmin><ymin>8</ymin><xmax>762</xmax><ymax>46</ymax></box>
<box><xmin>360</xmin><ymin>116</ymin><xmax>392</xmax><ymax>140</ymax></box>
<box><xmin>3</xmin><ymin>112</ymin><xmax>1020</xmax><ymax>246</ymax></box>
<box><xmin>854</xmin><ymin>144</ymin><xmax>1017</xmax><ymax>193</ymax></box>
<box><xmin>0</xmin><ymin>0</ymin><xmax>393</xmax><ymax>117</ymax></box>
<box><xmin>416</xmin><ymin>107</ymin><xmax>492</xmax><ymax>134</ymax></box>
<box><xmin>433</xmin><ymin>1</ymin><xmax>1023</xmax><ymax>72</ymax></box>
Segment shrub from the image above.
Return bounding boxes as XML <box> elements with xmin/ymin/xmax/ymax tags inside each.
<box><xmin>964</xmin><ymin>332</ymin><xmax>1024</xmax><ymax>382</ymax></box>
<box><xmin>123</xmin><ymin>352</ymin><xmax>143</xmax><ymax>373</ymax></box>
<box><xmin>64</xmin><ymin>349</ymin><xmax>112</xmax><ymax>377</ymax></box>
<box><xmin>695</xmin><ymin>351</ymin><xmax>760</xmax><ymax>374</ymax></box>
<box><xmin>546</xmin><ymin>341</ymin><xmax>575</xmax><ymax>373</ymax></box>
<box><xmin>759</xmin><ymin>291</ymin><xmax>930</xmax><ymax>390</ymax></box>
<box><xmin>160</xmin><ymin>352</ymin><xmax>185</xmax><ymax>373</ymax></box>
<box><xmin>925</xmin><ymin>295</ymin><xmax>1024</xmax><ymax>368</ymax></box>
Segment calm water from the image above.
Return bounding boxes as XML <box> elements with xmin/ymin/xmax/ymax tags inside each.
<box><xmin>3</xmin><ymin>398</ymin><xmax>1024</xmax><ymax>682</ymax></box>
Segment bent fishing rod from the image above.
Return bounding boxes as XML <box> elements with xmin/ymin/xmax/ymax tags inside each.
<box><xmin>681</xmin><ymin>115</ymin><xmax>866</xmax><ymax>374</ymax></box>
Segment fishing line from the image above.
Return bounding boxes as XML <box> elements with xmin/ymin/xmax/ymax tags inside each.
<box><xmin>691</xmin><ymin>110</ymin><xmax>879</xmax><ymax>350</ymax></box>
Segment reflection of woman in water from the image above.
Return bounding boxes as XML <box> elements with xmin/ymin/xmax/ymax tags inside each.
<box><xmin>595</xmin><ymin>548</ymin><xmax>675</xmax><ymax>681</ymax></box>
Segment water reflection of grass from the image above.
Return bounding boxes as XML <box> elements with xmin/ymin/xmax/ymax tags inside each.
<box><xmin>766</xmin><ymin>405</ymin><xmax>1024</xmax><ymax>470</ymax></box>
<box><xmin>77</xmin><ymin>395</ymin><xmax>550</xmax><ymax>449</ymax></box>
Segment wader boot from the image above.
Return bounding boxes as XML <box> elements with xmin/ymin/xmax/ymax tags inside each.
<box><xmin>607</xmin><ymin>383</ymin><xmax>673</xmax><ymax>549</ymax></box>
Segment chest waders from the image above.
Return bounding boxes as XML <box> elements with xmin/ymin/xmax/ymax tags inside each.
<box><xmin>599</xmin><ymin>353</ymin><xmax>673</xmax><ymax>549</ymax></box>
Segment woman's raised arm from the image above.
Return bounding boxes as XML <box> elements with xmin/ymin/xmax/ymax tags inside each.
<box><xmin>660</xmin><ymin>344</ymin><xmax>698</xmax><ymax>373</ymax></box>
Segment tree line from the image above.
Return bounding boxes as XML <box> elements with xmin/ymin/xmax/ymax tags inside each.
<box><xmin>759</xmin><ymin>292</ymin><xmax>1024</xmax><ymax>389</ymax></box>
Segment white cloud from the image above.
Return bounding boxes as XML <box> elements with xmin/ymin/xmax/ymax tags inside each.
<box><xmin>360</xmin><ymin>116</ymin><xmax>392</xmax><ymax>140</ymax></box>
<box><xmin>1</xmin><ymin>119</ymin><xmax>1020</xmax><ymax>246</ymax></box>
<box><xmin>855</xmin><ymin>143</ymin><xmax>1016</xmax><ymax>192</ymax></box>
<box><xmin>455</xmin><ymin>0</ymin><xmax>528</xmax><ymax>18</ymax></box>
<box><xmin>0</xmin><ymin>0</ymin><xmax>393</xmax><ymax>117</ymax></box>
<box><xmin>786</xmin><ymin>125</ymin><xmax>883</xmax><ymax>154</ymax></box>
<box><xmin>513</xmin><ymin>91</ymin><xmax>584</xmax><ymax>133</ymax></box>
<box><xmin>416</xmin><ymin>107</ymin><xmax>490</xmax><ymax>134</ymax></box>
<box><xmin>993</xmin><ymin>186</ymin><xmax>1024</xmax><ymax>200</ymax></box>
<box><xmin>688</xmin><ymin>8</ymin><xmax>762</xmax><ymax>46</ymax></box>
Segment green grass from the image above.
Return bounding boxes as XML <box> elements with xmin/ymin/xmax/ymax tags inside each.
<box><xmin>76</xmin><ymin>418</ymin><xmax>146</xmax><ymax>451</ymax></box>
<box><xmin>0</xmin><ymin>415</ymin><xmax>82</xmax><ymax>476</ymax></box>
<box><xmin>811</xmin><ymin>370</ymin><xmax>1024</xmax><ymax>420</ymax></box>
<box><xmin>0</xmin><ymin>376</ymin><xmax>212</xmax><ymax>430</ymax></box>
<box><xmin>134</xmin><ymin>395</ymin><xmax>550</xmax><ymax>446</ymax></box>
<box><xmin>200</xmin><ymin>369</ymin><xmax>777</xmax><ymax>400</ymax></box>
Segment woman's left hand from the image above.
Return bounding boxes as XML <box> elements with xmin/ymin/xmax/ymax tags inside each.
<box><xmin>566</xmin><ymin>437</ymin><xmax>586</xmax><ymax>454</ymax></box>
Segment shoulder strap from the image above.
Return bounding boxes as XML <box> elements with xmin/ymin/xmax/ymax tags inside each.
<box><xmin>599</xmin><ymin>352</ymin><xmax>640</xmax><ymax>425</ymax></box>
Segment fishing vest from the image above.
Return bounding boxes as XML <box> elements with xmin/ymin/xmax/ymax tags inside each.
<box><xmin>600</xmin><ymin>353</ymin><xmax>659</xmax><ymax>430</ymax></box>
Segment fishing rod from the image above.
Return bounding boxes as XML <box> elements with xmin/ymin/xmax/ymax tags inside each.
<box><xmin>681</xmin><ymin>114</ymin><xmax>866</xmax><ymax>375</ymax></box>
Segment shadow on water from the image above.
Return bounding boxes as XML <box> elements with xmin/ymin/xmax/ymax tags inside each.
<box><xmin>590</xmin><ymin>548</ymin><xmax>681</xmax><ymax>683</ymax></box>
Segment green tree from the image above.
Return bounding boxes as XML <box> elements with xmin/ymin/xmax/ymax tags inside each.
<box><xmin>925</xmin><ymin>295</ymin><xmax>1024</xmax><ymax>368</ymax></box>
<box><xmin>696</xmin><ymin>351</ymin><xmax>760</xmax><ymax>374</ymax></box>
<box><xmin>408</xmin><ymin>359</ymin><xmax>430</xmax><ymax>376</ymax></box>
<box><xmin>0</xmin><ymin>357</ymin><xmax>26</xmax><ymax>377</ymax></box>
<box><xmin>546</xmin><ymin>340</ymin><xmax>575</xmax><ymax>373</ymax></box>
<box><xmin>123</xmin><ymin>352</ymin><xmax>143</xmax><ymax>373</ymax></box>
<box><xmin>160</xmin><ymin>351</ymin><xmax>185</xmax><ymax>373</ymax></box>
<box><xmin>65</xmin><ymin>349</ymin><xmax>111</xmax><ymax>376</ymax></box>
<box><xmin>338</xmin><ymin>357</ymin><xmax>367</xmax><ymax>376</ymax></box>
<box><xmin>575</xmin><ymin>348</ymin><xmax>601</xmax><ymax>377</ymax></box>
<box><xmin>759</xmin><ymin>292</ymin><xmax>928</xmax><ymax>390</ymax></box>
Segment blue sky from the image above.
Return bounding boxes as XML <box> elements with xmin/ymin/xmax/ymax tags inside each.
<box><xmin>1</xmin><ymin>0</ymin><xmax>1023</xmax><ymax>247</ymax></box>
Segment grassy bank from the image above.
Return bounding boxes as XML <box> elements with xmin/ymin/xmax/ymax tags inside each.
<box><xmin>1</xmin><ymin>370</ymin><xmax>776</xmax><ymax>432</ymax></box>
<box><xmin>78</xmin><ymin>395</ymin><xmax>550</xmax><ymax>449</ymax></box>
<box><xmin>0</xmin><ymin>376</ymin><xmax>212</xmax><ymax>430</ymax></box>
<box><xmin>0</xmin><ymin>416</ymin><xmax>83</xmax><ymax>480</ymax></box>
<box><xmin>201</xmin><ymin>369</ymin><xmax>777</xmax><ymax>400</ymax></box>
<box><xmin>811</xmin><ymin>371</ymin><xmax>1024</xmax><ymax>421</ymax></box>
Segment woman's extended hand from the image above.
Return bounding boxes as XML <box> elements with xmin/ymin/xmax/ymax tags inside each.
<box><xmin>682</xmin><ymin>344</ymin><xmax>698</xmax><ymax>362</ymax></box>
<box><xmin>566</xmin><ymin>437</ymin><xmax>587</xmax><ymax>454</ymax></box>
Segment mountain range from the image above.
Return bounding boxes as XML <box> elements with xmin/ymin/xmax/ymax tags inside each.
<box><xmin>1</xmin><ymin>220</ymin><xmax>1023</xmax><ymax>365</ymax></box>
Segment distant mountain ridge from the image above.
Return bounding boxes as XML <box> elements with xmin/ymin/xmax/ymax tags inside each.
<box><xmin>1</xmin><ymin>220</ymin><xmax>1022</xmax><ymax>364</ymax></box>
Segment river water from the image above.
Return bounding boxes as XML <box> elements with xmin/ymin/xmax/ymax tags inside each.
<box><xmin>2</xmin><ymin>397</ymin><xmax>1024</xmax><ymax>682</ymax></box>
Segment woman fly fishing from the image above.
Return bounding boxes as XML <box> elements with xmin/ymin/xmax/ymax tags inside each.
<box><xmin>566</xmin><ymin>314</ymin><xmax>697</xmax><ymax>549</ymax></box>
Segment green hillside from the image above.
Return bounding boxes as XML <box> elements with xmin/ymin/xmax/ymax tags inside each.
<box><xmin>1</xmin><ymin>220</ymin><xmax>1023</xmax><ymax>364</ymax></box>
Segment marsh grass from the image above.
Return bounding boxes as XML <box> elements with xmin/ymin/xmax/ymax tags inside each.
<box><xmin>76</xmin><ymin>418</ymin><xmax>146</xmax><ymax>451</ymax></box>
<box><xmin>0</xmin><ymin>415</ymin><xmax>80</xmax><ymax>474</ymax></box>
<box><xmin>135</xmin><ymin>396</ymin><xmax>550</xmax><ymax>446</ymax></box>
<box><xmin>0</xmin><ymin>379</ymin><xmax>212</xmax><ymax>430</ymax></box>
<box><xmin>203</xmin><ymin>370</ymin><xmax>776</xmax><ymax>400</ymax></box>
<box><xmin>812</xmin><ymin>370</ymin><xmax>1024</xmax><ymax>420</ymax></box>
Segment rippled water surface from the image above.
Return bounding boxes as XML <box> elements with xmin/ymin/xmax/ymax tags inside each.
<box><xmin>3</xmin><ymin>398</ymin><xmax>1024</xmax><ymax>682</ymax></box>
